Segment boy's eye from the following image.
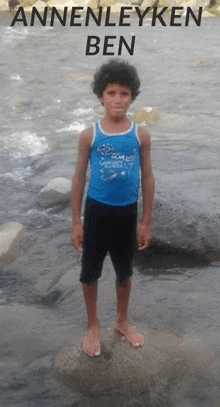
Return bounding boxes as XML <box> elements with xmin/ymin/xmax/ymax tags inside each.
<box><xmin>121</xmin><ymin>92</ymin><xmax>129</xmax><ymax>96</ymax></box>
<box><xmin>106</xmin><ymin>91</ymin><xmax>115</xmax><ymax>96</ymax></box>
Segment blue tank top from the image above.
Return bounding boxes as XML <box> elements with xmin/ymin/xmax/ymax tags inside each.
<box><xmin>87</xmin><ymin>120</ymin><xmax>141</xmax><ymax>206</ymax></box>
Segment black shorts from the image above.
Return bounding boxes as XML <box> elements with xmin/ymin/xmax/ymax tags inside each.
<box><xmin>80</xmin><ymin>197</ymin><xmax>137</xmax><ymax>284</ymax></box>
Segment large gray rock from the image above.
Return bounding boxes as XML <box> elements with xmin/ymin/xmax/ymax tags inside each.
<box><xmin>148</xmin><ymin>160</ymin><xmax>220</xmax><ymax>253</ymax></box>
<box><xmin>33</xmin><ymin>265</ymin><xmax>81</xmax><ymax>305</ymax></box>
<box><xmin>136</xmin><ymin>115</ymin><xmax>220</xmax><ymax>254</ymax></box>
<box><xmin>148</xmin><ymin>190</ymin><xmax>220</xmax><ymax>253</ymax></box>
<box><xmin>54</xmin><ymin>327</ymin><xmax>217</xmax><ymax>403</ymax></box>
<box><xmin>0</xmin><ymin>222</ymin><xmax>24</xmax><ymax>261</ymax></box>
<box><xmin>38</xmin><ymin>177</ymin><xmax>72</xmax><ymax>207</ymax></box>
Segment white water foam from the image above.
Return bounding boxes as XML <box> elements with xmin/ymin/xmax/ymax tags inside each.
<box><xmin>56</xmin><ymin>121</ymin><xmax>86</xmax><ymax>133</ymax></box>
<box><xmin>10</xmin><ymin>74</ymin><xmax>23</xmax><ymax>81</ymax></box>
<box><xmin>1</xmin><ymin>166</ymin><xmax>32</xmax><ymax>184</ymax></box>
<box><xmin>4</xmin><ymin>131</ymin><xmax>49</xmax><ymax>157</ymax></box>
<box><xmin>3</xmin><ymin>26</ymin><xmax>29</xmax><ymax>44</ymax></box>
<box><xmin>72</xmin><ymin>107</ymin><xmax>94</xmax><ymax>117</ymax></box>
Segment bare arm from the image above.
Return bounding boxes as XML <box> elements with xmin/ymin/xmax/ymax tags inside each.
<box><xmin>137</xmin><ymin>127</ymin><xmax>155</xmax><ymax>250</ymax></box>
<box><xmin>71</xmin><ymin>127</ymin><xmax>92</xmax><ymax>251</ymax></box>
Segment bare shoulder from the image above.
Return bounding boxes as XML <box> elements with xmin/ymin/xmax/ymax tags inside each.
<box><xmin>137</xmin><ymin>126</ymin><xmax>151</xmax><ymax>149</ymax></box>
<box><xmin>78</xmin><ymin>126</ymin><xmax>93</xmax><ymax>148</ymax></box>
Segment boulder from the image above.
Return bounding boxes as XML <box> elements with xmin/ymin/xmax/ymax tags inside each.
<box><xmin>0</xmin><ymin>0</ymin><xmax>9</xmax><ymax>11</ymax></box>
<box><xmin>209</xmin><ymin>0</ymin><xmax>220</xmax><ymax>15</ymax></box>
<box><xmin>140</xmin><ymin>0</ymin><xmax>157</xmax><ymax>12</ymax></box>
<box><xmin>99</xmin><ymin>0</ymin><xmax>115</xmax><ymax>7</ymax></box>
<box><xmin>0</xmin><ymin>222</ymin><xmax>24</xmax><ymax>261</ymax></box>
<box><xmin>202</xmin><ymin>9</ymin><xmax>216</xmax><ymax>16</ymax></box>
<box><xmin>104</xmin><ymin>2</ymin><xmax>136</xmax><ymax>12</ymax></box>
<box><xmin>17</xmin><ymin>0</ymin><xmax>39</xmax><ymax>7</ymax></box>
<box><xmin>23</xmin><ymin>0</ymin><xmax>48</xmax><ymax>11</ymax></box>
<box><xmin>33</xmin><ymin>265</ymin><xmax>81</xmax><ymax>305</ymax></box>
<box><xmin>157</xmin><ymin>0</ymin><xmax>210</xmax><ymax>10</ymax></box>
<box><xmin>133</xmin><ymin>107</ymin><xmax>160</xmax><ymax>125</ymax></box>
<box><xmin>140</xmin><ymin>160</ymin><xmax>220</xmax><ymax>253</ymax></box>
<box><xmin>54</xmin><ymin>327</ymin><xmax>217</xmax><ymax>402</ymax></box>
<box><xmin>38</xmin><ymin>177</ymin><xmax>72</xmax><ymax>207</ymax></box>
<box><xmin>46</xmin><ymin>0</ymin><xmax>98</xmax><ymax>9</ymax></box>
<box><xmin>149</xmin><ymin>194</ymin><xmax>220</xmax><ymax>253</ymax></box>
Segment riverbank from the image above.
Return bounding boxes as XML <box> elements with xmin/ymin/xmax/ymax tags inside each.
<box><xmin>1</xmin><ymin>0</ymin><xmax>220</xmax><ymax>18</ymax></box>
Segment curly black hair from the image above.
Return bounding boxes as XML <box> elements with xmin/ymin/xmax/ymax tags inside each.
<box><xmin>91</xmin><ymin>59</ymin><xmax>140</xmax><ymax>100</ymax></box>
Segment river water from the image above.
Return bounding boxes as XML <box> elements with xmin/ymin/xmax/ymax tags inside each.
<box><xmin>0</xmin><ymin>10</ymin><xmax>220</xmax><ymax>407</ymax></box>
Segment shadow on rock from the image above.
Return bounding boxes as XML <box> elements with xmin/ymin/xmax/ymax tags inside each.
<box><xmin>134</xmin><ymin>241</ymin><xmax>210</xmax><ymax>276</ymax></box>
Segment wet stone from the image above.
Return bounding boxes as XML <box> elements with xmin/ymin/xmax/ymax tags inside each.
<box><xmin>54</xmin><ymin>327</ymin><xmax>218</xmax><ymax>404</ymax></box>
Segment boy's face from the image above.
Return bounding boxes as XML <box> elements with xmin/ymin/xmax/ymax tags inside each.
<box><xmin>99</xmin><ymin>83</ymin><xmax>132</xmax><ymax>120</ymax></box>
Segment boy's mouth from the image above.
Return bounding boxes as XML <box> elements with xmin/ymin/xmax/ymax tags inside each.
<box><xmin>113</xmin><ymin>106</ymin><xmax>123</xmax><ymax>110</ymax></box>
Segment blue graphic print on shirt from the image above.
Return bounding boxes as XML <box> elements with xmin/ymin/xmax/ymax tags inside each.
<box><xmin>87</xmin><ymin>121</ymin><xmax>141</xmax><ymax>207</ymax></box>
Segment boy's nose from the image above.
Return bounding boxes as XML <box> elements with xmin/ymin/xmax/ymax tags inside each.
<box><xmin>115</xmin><ymin>93</ymin><xmax>121</xmax><ymax>102</ymax></box>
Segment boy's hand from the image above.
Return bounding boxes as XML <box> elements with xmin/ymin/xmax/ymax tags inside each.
<box><xmin>137</xmin><ymin>224</ymin><xmax>151</xmax><ymax>251</ymax></box>
<box><xmin>72</xmin><ymin>224</ymin><xmax>83</xmax><ymax>251</ymax></box>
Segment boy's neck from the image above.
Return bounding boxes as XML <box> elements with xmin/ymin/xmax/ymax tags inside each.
<box><xmin>100</xmin><ymin>116</ymin><xmax>131</xmax><ymax>134</ymax></box>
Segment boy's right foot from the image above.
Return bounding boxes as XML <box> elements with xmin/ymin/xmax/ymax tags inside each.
<box><xmin>83</xmin><ymin>324</ymin><xmax>101</xmax><ymax>356</ymax></box>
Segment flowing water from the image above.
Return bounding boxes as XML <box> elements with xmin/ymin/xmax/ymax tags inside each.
<box><xmin>0</xmin><ymin>10</ymin><xmax>220</xmax><ymax>407</ymax></box>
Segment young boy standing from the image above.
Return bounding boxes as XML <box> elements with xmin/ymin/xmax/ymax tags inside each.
<box><xmin>71</xmin><ymin>60</ymin><xmax>154</xmax><ymax>357</ymax></box>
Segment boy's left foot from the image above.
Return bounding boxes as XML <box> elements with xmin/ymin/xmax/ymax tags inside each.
<box><xmin>115</xmin><ymin>319</ymin><xmax>144</xmax><ymax>347</ymax></box>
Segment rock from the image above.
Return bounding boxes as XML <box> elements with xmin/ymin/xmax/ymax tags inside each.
<box><xmin>99</xmin><ymin>0</ymin><xmax>115</xmax><ymax>7</ymax></box>
<box><xmin>0</xmin><ymin>0</ymin><xmax>9</xmax><ymax>11</ymax></box>
<box><xmin>140</xmin><ymin>161</ymin><xmax>220</xmax><ymax>253</ymax></box>
<box><xmin>11</xmin><ymin>100</ymin><xmax>31</xmax><ymax>108</ymax></box>
<box><xmin>23</xmin><ymin>0</ymin><xmax>48</xmax><ymax>11</ymax></box>
<box><xmin>203</xmin><ymin>8</ymin><xmax>216</xmax><ymax>15</ymax></box>
<box><xmin>133</xmin><ymin>107</ymin><xmax>160</xmax><ymax>125</ymax></box>
<box><xmin>46</xmin><ymin>0</ymin><xmax>98</xmax><ymax>10</ymax></box>
<box><xmin>38</xmin><ymin>177</ymin><xmax>71</xmax><ymax>207</ymax></box>
<box><xmin>0</xmin><ymin>0</ymin><xmax>218</xmax><ymax>14</ymax></box>
<box><xmin>103</xmin><ymin>2</ymin><xmax>136</xmax><ymax>12</ymax></box>
<box><xmin>0</xmin><ymin>222</ymin><xmax>24</xmax><ymax>261</ymax></box>
<box><xmin>157</xmin><ymin>0</ymin><xmax>210</xmax><ymax>10</ymax></box>
<box><xmin>17</xmin><ymin>0</ymin><xmax>38</xmax><ymax>7</ymax></box>
<box><xmin>63</xmin><ymin>71</ymin><xmax>93</xmax><ymax>82</ymax></box>
<box><xmin>8</xmin><ymin>0</ymin><xmax>19</xmax><ymax>10</ymax></box>
<box><xmin>52</xmin><ymin>266</ymin><xmax>80</xmax><ymax>293</ymax></box>
<box><xmin>209</xmin><ymin>0</ymin><xmax>220</xmax><ymax>15</ymax></box>
<box><xmin>54</xmin><ymin>327</ymin><xmax>217</xmax><ymax>402</ymax></box>
<box><xmin>149</xmin><ymin>194</ymin><xmax>220</xmax><ymax>253</ymax></box>
<box><xmin>138</xmin><ymin>115</ymin><xmax>220</xmax><ymax>254</ymax></box>
<box><xmin>140</xmin><ymin>0</ymin><xmax>157</xmax><ymax>12</ymax></box>
<box><xmin>193</xmin><ymin>58</ymin><xmax>210</xmax><ymax>66</ymax></box>
<box><xmin>33</xmin><ymin>265</ymin><xmax>81</xmax><ymax>305</ymax></box>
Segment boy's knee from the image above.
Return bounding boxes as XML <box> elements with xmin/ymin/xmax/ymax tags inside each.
<box><xmin>116</xmin><ymin>277</ymin><xmax>131</xmax><ymax>288</ymax></box>
<box><xmin>81</xmin><ymin>280</ymin><xmax>98</xmax><ymax>287</ymax></box>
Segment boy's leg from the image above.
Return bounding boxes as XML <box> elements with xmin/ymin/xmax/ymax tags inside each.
<box><xmin>80</xmin><ymin>198</ymin><xmax>108</xmax><ymax>356</ymax></box>
<box><xmin>82</xmin><ymin>281</ymin><xmax>101</xmax><ymax>356</ymax></box>
<box><xmin>115</xmin><ymin>278</ymin><xmax>144</xmax><ymax>347</ymax></box>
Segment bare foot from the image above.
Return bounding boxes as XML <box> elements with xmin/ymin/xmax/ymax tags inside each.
<box><xmin>115</xmin><ymin>318</ymin><xmax>144</xmax><ymax>347</ymax></box>
<box><xmin>83</xmin><ymin>324</ymin><xmax>101</xmax><ymax>356</ymax></box>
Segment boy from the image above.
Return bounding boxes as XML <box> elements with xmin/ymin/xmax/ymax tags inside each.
<box><xmin>71</xmin><ymin>59</ymin><xmax>154</xmax><ymax>357</ymax></box>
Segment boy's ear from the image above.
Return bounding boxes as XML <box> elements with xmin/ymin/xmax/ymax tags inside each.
<box><xmin>99</xmin><ymin>96</ymin><xmax>104</xmax><ymax>106</ymax></box>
